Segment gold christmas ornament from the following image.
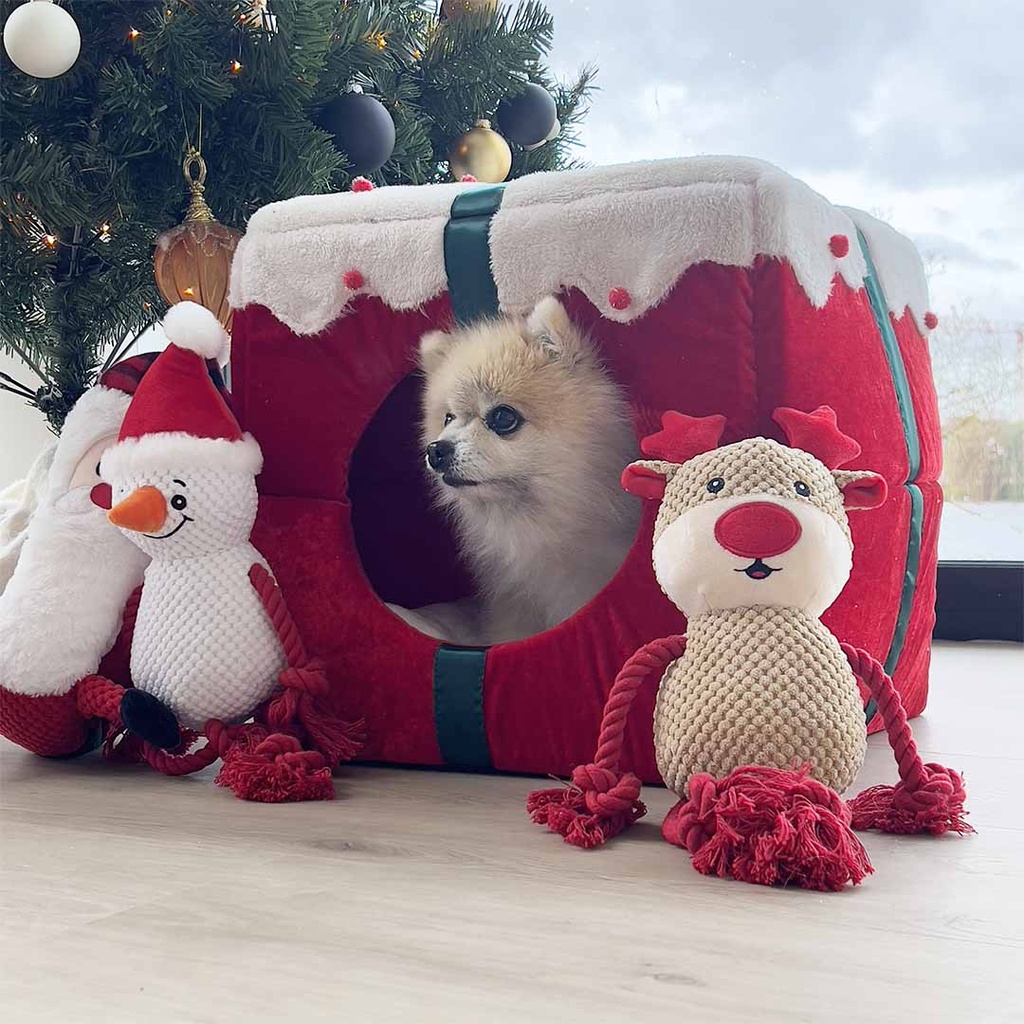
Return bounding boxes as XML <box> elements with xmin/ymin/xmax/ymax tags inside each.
<box><xmin>448</xmin><ymin>120</ymin><xmax>512</xmax><ymax>184</ymax></box>
<box><xmin>153</xmin><ymin>148</ymin><xmax>242</xmax><ymax>331</ymax></box>
<box><xmin>439</xmin><ymin>0</ymin><xmax>497</xmax><ymax>20</ymax></box>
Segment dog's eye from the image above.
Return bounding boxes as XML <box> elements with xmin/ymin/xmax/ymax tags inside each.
<box><xmin>170</xmin><ymin>494</ymin><xmax>188</xmax><ymax>511</ymax></box>
<box><xmin>794</xmin><ymin>481</ymin><xmax>811</xmax><ymax>497</ymax></box>
<box><xmin>486</xmin><ymin>405</ymin><xmax>523</xmax><ymax>436</ymax></box>
<box><xmin>443</xmin><ymin>412</ymin><xmax>455</xmax><ymax>426</ymax></box>
<box><xmin>706</xmin><ymin>477</ymin><xmax>725</xmax><ymax>494</ymax></box>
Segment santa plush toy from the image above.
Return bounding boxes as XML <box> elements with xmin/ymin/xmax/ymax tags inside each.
<box><xmin>83</xmin><ymin>302</ymin><xmax>362</xmax><ymax>801</ymax></box>
<box><xmin>0</xmin><ymin>368</ymin><xmax>149</xmax><ymax>756</ymax></box>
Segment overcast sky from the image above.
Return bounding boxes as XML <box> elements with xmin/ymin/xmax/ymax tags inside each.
<box><xmin>543</xmin><ymin>0</ymin><xmax>1024</xmax><ymax>325</ymax></box>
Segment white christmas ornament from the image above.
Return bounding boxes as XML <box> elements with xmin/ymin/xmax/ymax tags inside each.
<box><xmin>3</xmin><ymin>0</ymin><xmax>81</xmax><ymax>79</ymax></box>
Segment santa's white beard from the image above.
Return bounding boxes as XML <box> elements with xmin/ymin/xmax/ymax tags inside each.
<box><xmin>0</xmin><ymin>502</ymin><xmax>148</xmax><ymax>696</ymax></box>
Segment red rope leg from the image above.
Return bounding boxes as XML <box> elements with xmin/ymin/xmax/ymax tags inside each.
<box><xmin>842</xmin><ymin>644</ymin><xmax>973</xmax><ymax>836</ymax></box>
<box><xmin>249</xmin><ymin>564</ymin><xmax>364</xmax><ymax>768</ymax></box>
<box><xmin>527</xmin><ymin>634</ymin><xmax>687</xmax><ymax>848</ymax></box>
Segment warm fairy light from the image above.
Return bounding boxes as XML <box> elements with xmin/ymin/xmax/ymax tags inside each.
<box><xmin>43</xmin><ymin>234</ymin><xmax>58</xmax><ymax>248</ymax></box>
<box><xmin>128</xmin><ymin>27</ymin><xmax>140</xmax><ymax>40</ymax></box>
<box><xmin>143</xmin><ymin>301</ymin><xmax>152</xmax><ymax>310</ymax></box>
<box><xmin>100</xmin><ymin>223</ymin><xmax>110</xmax><ymax>233</ymax></box>
<box><xmin>230</xmin><ymin>60</ymin><xmax>243</xmax><ymax>73</ymax></box>
<box><xmin>412</xmin><ymin>49</ymin><xmax>421</xmax><ymax>59</ymax></box>
<box><xmin>372</xmin><ymin>32</ymin><xmax>387</xmax><ymax>49</ymax></box>
<box><xmin>183</xmin><ymin>286</ymin><xmax>195</xmax><ymax>297</ymax></box>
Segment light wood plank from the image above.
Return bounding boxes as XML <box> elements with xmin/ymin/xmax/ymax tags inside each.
<box><xmin>1</xmin><ymin>641</ymin><xmax>1022</xmax><ymax>1023</ymax></box>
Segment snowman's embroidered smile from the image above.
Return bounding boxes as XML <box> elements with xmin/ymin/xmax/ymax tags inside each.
<box><xmin>144</xmin><ymin>515</ymin><xmax>193</xmax><ymax>540</ymax></box>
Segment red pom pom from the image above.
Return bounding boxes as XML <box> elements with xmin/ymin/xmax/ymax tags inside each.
<box><xmin>343</xmin><ymin>269</ymin><xmax>365</xmax><ymax>290</ymax></box>
<box><xmin>608</xmin><ymin>287</ymin><xmax>632</xmax><ymax>310</ymax></box>
<box><xmin>923</xmin><ymin>311</ymin><xmax>939</xmax><ymax>330</ymax></box>
<box><xmin>829</xmin><ymin>234</ymin><xmax>850</xmax><ymax>258</ymax></box>
<box><xmin>351</xmin><ymin>176</ymin><xmax>374</xmax><ymax>192</ymax></box>
<box><xmin>460</xmin><ymin>174</ymin><xmax>478</xmax><ymax>182</ymax></box>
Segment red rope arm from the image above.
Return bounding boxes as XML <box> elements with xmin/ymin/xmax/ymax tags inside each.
<box><xmin>527</xmin><ymin>634</ymin><xmax>687</xmax><ymax>848</ymax></box>
<box><xmin>248</xmin><ymin>562</ymin><xmax>364</xmax><ymax>767</ymax></box>
<box><xmin>842</xmin><ymin>644</ymin><xmax>972</xmax><ymax>836</ymax></box>
<box><xmin>248</xmin><ymin>563</ymin><xmax>307</xmax><ymax>668</ymax></box>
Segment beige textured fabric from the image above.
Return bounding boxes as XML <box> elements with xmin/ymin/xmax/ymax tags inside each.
<box><xmin>654</xmin><ymin>605</ymin><xmax>867</xmax><ymax>796</ymax></box>
<box><xmin>650</xmin><ymin>437</ymin><xmax>849</xmax><ymax>543</ymax></box>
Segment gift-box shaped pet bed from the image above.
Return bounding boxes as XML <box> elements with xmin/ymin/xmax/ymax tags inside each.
<box><xmin>228</xmin><ymin>155</ymin><xmax>941</xmax><ymax>782</ymax></box>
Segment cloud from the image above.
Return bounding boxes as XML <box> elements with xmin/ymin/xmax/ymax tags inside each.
<box><xmin>912</xmin><ymin>233</ymin><xmax>1020</xmax><ymax>273</ymax></box>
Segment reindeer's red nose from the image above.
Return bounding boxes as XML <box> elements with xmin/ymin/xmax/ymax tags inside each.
<box><xmin>714</xmin><ymin>502</ymin><xmax>802</xmax><ymax>559</ymax></box>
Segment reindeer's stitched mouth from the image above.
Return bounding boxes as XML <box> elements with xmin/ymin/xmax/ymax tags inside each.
<box><xmin>735</xmin><ymin>558</ymin><xmax>782</xmax><ymax>580</ymax></box>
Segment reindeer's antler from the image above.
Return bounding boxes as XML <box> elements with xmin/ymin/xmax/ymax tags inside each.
<box><xmin>641</xmin><ymin>412</ymin><xmax>728</xmax><ymax>464</ymax></box>
<box><xmin>772</xmin><ymin>406</ymin><xmax>862</xmax><ymax>469</ymax></box>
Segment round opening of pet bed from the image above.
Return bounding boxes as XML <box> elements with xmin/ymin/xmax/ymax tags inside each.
<box><xmin>347</xmin><ymin>371</ymin><xmax>639</xmax><ymax>644</ymax></box>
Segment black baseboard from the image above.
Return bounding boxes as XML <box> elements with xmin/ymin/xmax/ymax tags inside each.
<box><xmin>934</xmin><ymin>561</ymin><xmax>1024</xmax><ymax>642</ymax></box>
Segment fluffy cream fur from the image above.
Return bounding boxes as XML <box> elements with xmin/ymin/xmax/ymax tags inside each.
<box><xmin>0</xmin><ymin>387</ymin><xmax>148</xmax><ymax>696</ymax></box>
<box><xmin>393</xmin><ymin>296</ymin><xmax>639</xmax><ymax>645</ymax></box>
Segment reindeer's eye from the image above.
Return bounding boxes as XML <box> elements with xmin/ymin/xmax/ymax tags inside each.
<box><xmin>706</xmin><ymin>477</ymin><xmax>725</xmax><ymax>494</ymax></box>
<box><xmin>794</xmin><ymin>481</ymin><xmax>811</xmax><ymax>497</ymax></box>
<box><xmin>443</xmin><ymin>412</ymin><xmax>455</xmax><ymax>426</ymax></box>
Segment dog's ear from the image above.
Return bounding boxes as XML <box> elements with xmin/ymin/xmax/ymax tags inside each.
<box><xmin>419</xmin><ymin>329</ymin><xmax>455</xmax><ymax>373</ymax></box>
<box><xmin>526</xmin><ymin>296</ymin><xmax>587</xmax><ymax>363</ymax></box>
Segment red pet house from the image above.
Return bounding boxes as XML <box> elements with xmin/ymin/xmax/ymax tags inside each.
<box><xmin>228</xmin><ymin>156</ymin><xmax>941</xmax><ymax>783</ymax></box>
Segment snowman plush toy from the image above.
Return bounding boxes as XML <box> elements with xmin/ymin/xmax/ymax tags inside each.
<box><xmin>94</xmin><ymin>302</ymin><xmax>361</xmax><ymax>801</ymax></box>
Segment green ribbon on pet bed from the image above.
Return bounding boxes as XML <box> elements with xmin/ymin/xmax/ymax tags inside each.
<box><xmin>432</xmin><ymin>187</ymin><xmax>505</xmax><ymax>768</ymax></box>
<box><xmin>857</xmin><ymin>229</ymin><xmax>925</xmax><ymax>724</ymax></box>
<box><xmin>444</xmin><ymin>186</ymin><xmax>505</xmax><ymax>327</ymax></box>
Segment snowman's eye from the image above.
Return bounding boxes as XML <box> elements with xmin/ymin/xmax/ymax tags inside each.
<box><xmin>170</xmin><ymin>494</ymin><xmax>188</xmax><ymax>511</ymax></box>
<box><xmin>95</xmin><ymin>462</ymin><xmax>101</xmax><ymax>476</ymax></box>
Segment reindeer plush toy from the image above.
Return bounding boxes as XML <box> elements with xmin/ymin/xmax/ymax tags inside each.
<box><xmin>528</xmin><ymin>406</ymin><xmax>971</xmax><ymax>891</ymax></box>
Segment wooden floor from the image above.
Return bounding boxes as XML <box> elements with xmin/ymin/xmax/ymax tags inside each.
<box><xmin>1</xmin><ymin>641</ymin><xmax>1021</xmax><ymax>1024</ymax></box>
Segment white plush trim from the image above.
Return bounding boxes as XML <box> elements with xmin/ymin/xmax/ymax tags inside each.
<box><xmin>229</xmin><ymin>180</ymin><xmax>481</xmax><ymax>336</ymax></box>
<box><xmin>161</xmin><ymin>301</ymin><xmax>229</xmax><ymax>360</ymax></box>
<box><xmin>0</xmin><ymin>502</ymin><xmax>148</xmax><ymax>696</ymax></box>
<box><xmin>841</xmin><ymin>206</ymin><xmax>933</xmax><ymax>333</ymax></box>
<box><xmin>102</xmin><ymin>432</ymin><xmax>263</xmax><ymax>481</ymax></box>
<box><xmin>229</xmin><ymin>155</ymin><xmax>930</xmax><ymax>335</ymax></box>
<box><xmin>48</xmin><ymin>387</ymin><xmax>132</xmax><ymax>503</ymax></box>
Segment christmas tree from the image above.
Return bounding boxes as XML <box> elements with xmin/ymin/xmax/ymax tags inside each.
<box><xmin>0</xmin><ymin>0</ymin><xmax>595</xmax><ymax>430</ymax></box>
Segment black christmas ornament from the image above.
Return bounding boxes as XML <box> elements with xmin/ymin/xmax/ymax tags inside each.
<box><xmin>496</xmin><ymin>83</ymin><xmax>558</xmax><ymax>148</ymax></box>
<box><xmin>318</xmin><ymin>89</ymin><xmax>396</xmax><ymax>175</ymax></box>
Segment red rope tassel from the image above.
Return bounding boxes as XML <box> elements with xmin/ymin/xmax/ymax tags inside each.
<box><xmin>663</xmin><ymin>765</ymin><xmax>872</xmax><ymax>891</ymax></box>
<box><xmin>842</xmin><ymin>644</ymin><xmax>973</xmax><ymax>836</ymax></box>
<box><xmin>527</xmin><ymin>635</ymin><xmax>687</xmax><ymax>848</ymax></box>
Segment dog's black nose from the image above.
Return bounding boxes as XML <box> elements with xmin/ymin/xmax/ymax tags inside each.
<box><xmin>426</xmin><ymin>440</ymin><xmax>455</xmax><ymax>472</ymax></box>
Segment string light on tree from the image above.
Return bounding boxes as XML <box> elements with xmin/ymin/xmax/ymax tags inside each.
<box><xmin>2</xmin><ymin>0</ymin><xmax>81</xmax><ymax>79</ymax></box>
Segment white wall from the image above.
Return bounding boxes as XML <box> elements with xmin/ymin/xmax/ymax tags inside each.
<box><xmin>0</xmin><ymin>349</ymin><xmax>54</xmax><ymax>488</ymax></box>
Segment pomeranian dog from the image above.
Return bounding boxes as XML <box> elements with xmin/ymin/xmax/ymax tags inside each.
<box><xmin>389</xmin><ymin>296</ymin><xmax>639</xmax><ymax>646</ymax></box>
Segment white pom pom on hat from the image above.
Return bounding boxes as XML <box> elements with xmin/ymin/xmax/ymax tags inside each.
<box><xmin>161</xmin><ymin>301</ymin><xmax>229</xmax><ymax>362</ymax></box>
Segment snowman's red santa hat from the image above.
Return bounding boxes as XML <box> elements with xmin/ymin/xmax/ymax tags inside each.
<box><xmin>101</xmin><ymin>302</ymin><xmax>262</xmax><ymax>480</ymax></box>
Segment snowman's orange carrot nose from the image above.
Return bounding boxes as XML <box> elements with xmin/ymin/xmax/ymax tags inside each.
<box><xmin>108</xmin><ymin>486</ymin><xmax>167</xmax><ymax>533</ymax></box>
